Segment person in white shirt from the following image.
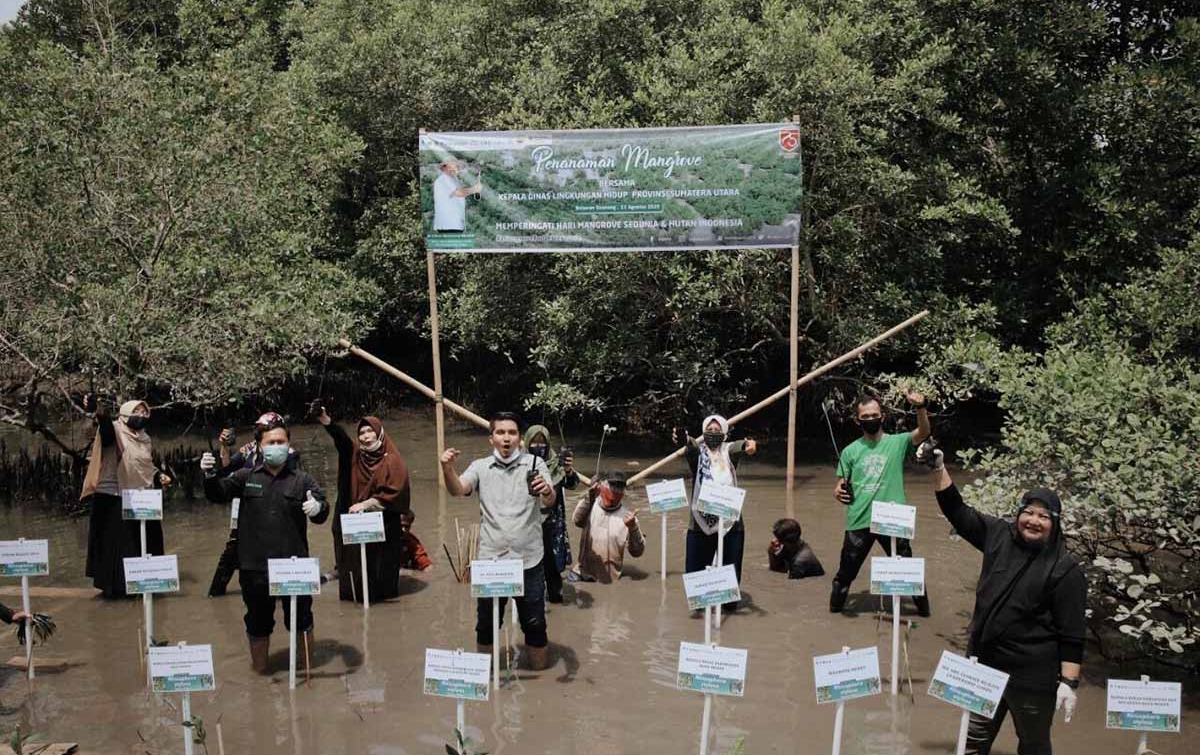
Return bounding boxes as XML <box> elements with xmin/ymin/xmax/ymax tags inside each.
<box><xmin>433</xmin><ymin>160</ymin><xmax>481</xmax><ymax>232</ymax></box>
<box><xmin>571</xmin><ymin>471</ymin><xmax>645</xmax><ymax>584</ymax></box>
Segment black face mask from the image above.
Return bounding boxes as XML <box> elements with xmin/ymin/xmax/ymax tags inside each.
<box><xmin>859</xmin><ymin>417</ymin><xmax>882</xmax><ymax>435</ymax></box>
<box><xmin>125</xmin><ymin>415</ymin><xmax>148</xmax><ymax>431</ymax></box>
<box><xmin>528</xmin><ymin>445</ymin><xmax>548</xmax><ymax>459</ymax></box>
<box><xmin>703</xmin><ymin>431</ymin><xmax>724</xmax><ymax>448</ymax></box>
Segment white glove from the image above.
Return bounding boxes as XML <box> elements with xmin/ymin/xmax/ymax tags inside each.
<box><xmin>200</xmin><ymin>452</ymin><xmax>217</xmax><ymax>477</ymax></box>
<box><xmin>1055</xmin><ymin>681</ymin><xmax>1077</xmax><ymax>722</ymax></box>
<box><xmin>302</xmin><ymin>491</ymin><xmax>322</xmax><ymax>518</ymax></box>
<box><xmin>915</xmin><ymin>440</ymin><xmax>944</xmax><ymax>471</ymax></box>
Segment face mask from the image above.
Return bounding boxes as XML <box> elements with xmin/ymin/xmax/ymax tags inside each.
<box><xmin>703</xmin><ymin>431</ymin><xmax>724</xmax><ymax>449</ymax></box>
<box><xmin>361</xmin><ymin>439</ymin><xmax>383</xmax><ymax>453</ymax></box>
<box><xmin>859</xmin><ymin>418</ymin><xmax>882</xmax><ymax>435</ymax></box>
<box><xmin>493</xmin><ymin>448</ymin><xmax>520</xmax><ymax>464</ymax></box>
<box><xmin>599</xmin><ymin>485</ymin><xmax>624</xmax><ymax>509</ymax></box>
<box><xmin>125</xmin><ymin>415</ymin><xmax>148</xmax><ymax>431</ymax></box>
<box><xmin>528</xmin><ymin>444</ymin><xmax>549</xmax><ymax>459</ymax></box>
<box><xmin>262</xmin><ymin>444</ymin><xmax>290</xmax><ymax>467</ymax></box>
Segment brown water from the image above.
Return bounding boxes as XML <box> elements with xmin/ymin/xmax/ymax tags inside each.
<box><xmin>0</xmin><ymin>413</ymin><xmax>1190</xmax><ymax>755</ymax></box>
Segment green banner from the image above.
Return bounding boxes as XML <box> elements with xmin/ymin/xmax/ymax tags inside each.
<box><xmin>419</xmin><ymin>124</ymin><xmax>802</xmax><ymax>252</ymax></box>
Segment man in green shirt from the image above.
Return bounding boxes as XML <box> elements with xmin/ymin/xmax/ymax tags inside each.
<box><xmin>830</xmin><ymin>392</ymin><xmax>932</xmax><ymax>616</ymax></box>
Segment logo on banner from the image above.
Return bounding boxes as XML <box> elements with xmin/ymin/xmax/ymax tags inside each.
<box><xmin>779</xmin><ymin>127</ymin><xmax>800</xmax><ymax>153</ymax></box>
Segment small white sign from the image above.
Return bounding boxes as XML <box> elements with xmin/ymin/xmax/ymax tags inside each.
<box><xmin>121</xmin><ymin>489</ymin><xmax>163</xmax><ymax>521</ymax></box>
<box><xmin>813</xmin><ymin>647</ymin><xmax>882</xmax><ymax>704</ymax></box>
<box><xmin>341</xmin><ymin>511</ymin><xmax>387</xmax><ymax>545</ymax></box>
<box><xmin>470</xmin><ymin>559</ymin><xmax>525</xmax><ymax>598</ymax></box>
<box><xmin>424</xmin><ymin>648</ymin><xmax>491</xmax><ymax>701</ymax></box>
<box><xmin>268</xmin><ymin>557</ymin><xmax>321</xmax><ymax>596</ymax></box>
<box><xmin>1106</xmin><ymin>679</ymin><xmax>1182</xmax><ymax>733</ymax></box>
<box><xmin>229</xmin><ymin>498</ymin><xmax>240</xmax><ymax>530</ymax></box>
<box><xmin>0</xmin><ymin>539</ymin><xmax>49</xmax><ymax>577</ymax></box>
<box><xmin>123</xmin><ymin>554</ymin><xmax>180</xmax><ymax>594</ymax></box>
<box><xmin>870</xmin><ymin>556</ymin><xmax>926</xmax><ymax>596</ymax></box>
<box><xmin>677</xmin><ymin>641</ymin><xmax>748</xmax><ymax>697</ymax></box>
<box><xmin>928</xmin><ymin>651</ymin><xmax>1009</xmax><ymax>718</ymax></box>
<box><xmin>682</xmin><ymin>565</ymin><xmax>741</xmax><ymax>611</ymax></box>
<box><xmin>646</xmin><ymin>478</ymin><xmax>689</xmax><ymax>514</ymax></box>
<box><xmin>870</xmin><ymin>500</ymin><xmax>917</xmax><ymax>540</ymax></box>
<box><xmin>149</xmin><ymin>644</ymin><xmax>216</xmax><ymax>693</ymax></box>
<box><xmin>695</xmin><ymin>482</ymin><xmax>746</xmax><ymax>521</ymax></box>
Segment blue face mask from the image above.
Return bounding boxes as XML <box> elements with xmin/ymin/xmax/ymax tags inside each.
<box><xmin>262</xmin><ymin>444</ymin><xmax>289</xmax><ymax>467</ymax></box>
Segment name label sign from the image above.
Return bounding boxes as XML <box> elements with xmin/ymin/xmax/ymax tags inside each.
<box><xmin>149</xmin><ymin>644</ymin><xmax>216</xmax><ymax>693</ymax></box>
<box><xmin>230</xmin><ymin>498</ymin><xmax>240</xmax><ymax>529</ymax></box>
<box><xmin>676</xmin><ymin>641</ymin><xmax>748</xmax><ymax>698</ymax></box>
<box><xmin>340</xmin><ymin>511</ymin><xmax>387</xmax><ymax>544</ymax></box>
<box><xmin>813</xmin><ymin>646</ymin><xmax>882</xmax><ymax>704</ymax></box>
<box><xmin>646</xmin><ymin>478</ymin><xmax>689</xmax><ymax>514</ymax></box>
<box><xmin>682</xmin><ymin>565</ymin><xmax>741</xmax><ymax>611</ymax></box>
<box><xmin>123</xmin><ymin>554</ymin><xmax>180</xmax><ymax>594</ymax></box>
<box><xmin>928</xmin><ymin>651</ymin><xmax>1009</xmax><ymax>718</ymax></box>
<box><xmin>267</xmin><ymin>557</ymin><xmax>321</xmax><ymax>596</ymax></box>
<box><xmin>0</xmin><ymin>539</ymin><xmax>49</xmax><ymax>577</ymax></box>
<box><xmin>424</xmin><ymin>649</ymin><xmax>491</xmax><ymax>701</ymax></box>
<box><xmin>870</xmin><ymin>556</ymin><xmax>926</xmax><ymax>596</ymax></box>
<box><xmin>695</xmin><ymin>482</ymin><xmax>745</xmax><ymax>521</ymax></box>
<box><xmin>1106</xmin><ymin>679</ymin><xmax>1182</xmax><ymax>733</ymax></box>
<box><xmin>870</xmin><ymin>500</ymin><xmax>916</xmax><ymax>540</ymax></box>
<box><xmin>121</xmin><ymin>489</ymin><xmax>163</xmax><ymax>521</ymax></box>
<box><xmin>470</xmin><ymin>559</ymin><xmax>525</xmax><ymax>598</ymax></box>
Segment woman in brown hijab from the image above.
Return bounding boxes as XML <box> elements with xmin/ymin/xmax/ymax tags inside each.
<box><xmin>81</xmin><ymin>398</ymin><xmax>171</xmax><ymax>598</ymax></box>
<box><xmin>317</xmin><ymin>409</ymin><xmax>411</xmax><ymax>602</ymax></box>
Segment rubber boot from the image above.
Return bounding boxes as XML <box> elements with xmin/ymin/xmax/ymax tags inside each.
<box><xmin>525</xmin><ymin>644</ymin><xmax>550</xmax><ymax>671</ymax></box>
<box><xmin>248</xmin><ymin>637</ymin><xmax>270</xmax><ymax>675</ymax></box>
<box><xmin>829</xmin><ymin>580</ymin><xmax>849</xmax><ymax>613</ymax></box>
<box><xmin>913</xmin><ymin>594</ymin><xmax>931</xmax><ymax>618</ymax></box>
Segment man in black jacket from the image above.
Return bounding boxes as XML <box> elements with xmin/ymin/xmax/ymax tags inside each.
<box><xmin>201</xmin><ymin>419</ymin><xmax>328</xmax><ymax>674</ymax></box>
<box><xmin>919</xmin><ymin>443</ymin><xmax>1085</xmax><ymax>755</ymax></box>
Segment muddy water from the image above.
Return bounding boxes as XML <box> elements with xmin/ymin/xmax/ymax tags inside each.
<box><xmin>0</xmin><ymin>413</ymin><xmax>1190</xmax><ymax>755</ymax></box>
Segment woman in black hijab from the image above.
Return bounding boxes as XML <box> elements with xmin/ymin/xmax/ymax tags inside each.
<box><xmin>920</xmin><ymin>444</ymin><xmax>1086</xmax><ymax>755</ymax></box>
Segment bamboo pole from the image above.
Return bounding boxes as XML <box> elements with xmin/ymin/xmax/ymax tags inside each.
<box><xmin>626</xmin><ymin>310</ymin><xmax>929</xmax><ymax>486</ymax></box>
<box><xmin>786</xmin><ymin>242</ymin><xmax>799</xmax><ymax>493</ymax></box>
<box><xmin>427</xmin><ymin>249</ymin><xmax>448</xmax><ymax>488</ymax></box>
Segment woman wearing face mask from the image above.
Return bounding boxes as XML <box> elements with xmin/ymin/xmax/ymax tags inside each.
<box><xmin>317</xmin><ymin>407</ymin><xmax>411</xmax><ymax>603</ymax></box>
<box><xmin>673</xmin><ymin>415</ymin><xmax>757</xmax><ymax>611</ymax></box>
<box><xmin>81</xmin><ymin>395</ymin><xmax>171</xmax><ymax>598</ymax></box>
<box><xmin>523</xmin><ymin>424</ymin><xmax>577</xmax><ymax>603</ymax></box>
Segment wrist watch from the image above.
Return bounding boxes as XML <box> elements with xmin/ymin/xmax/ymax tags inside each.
<box><xmin>1058</xmin><ymin>675</ymin><xmax>1080</xmax><ymax>689</ymax></box>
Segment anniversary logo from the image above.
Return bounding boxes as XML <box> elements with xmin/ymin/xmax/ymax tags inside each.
<box><xmin>419</xmin><ymin>124</ymin><xmax>802</xmax><ymax>252</ymax></box>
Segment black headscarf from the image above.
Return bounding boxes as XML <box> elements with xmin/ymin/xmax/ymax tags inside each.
<box><xmin>971</xmin><ymin>488</ymin><xmax>1077</xmax><ymax>650</ymax></box>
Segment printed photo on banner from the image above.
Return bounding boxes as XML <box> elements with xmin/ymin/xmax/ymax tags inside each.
<box><xmin>682</xmin><ymin>565</ymin><xmax>741</xmax><ymax>611</ymax></box>
<box><xmin>695</xmin><ymin>482</ymin><xmax>746</xmax><ymax>521</ymax></box>
<box><xmin>869</xmin><ymin>500</ymin><xmax>917</xmax><ymax>540</ymax></box>
<box><xmin>1106</xmin><ymin>679</ymin><xmax>1182</xmax><ymax>732</ymax></box>
<box><xmin>123</xmin><ymin>554</ymin><xmax>180</xmax><ymax>594</ymax></box>
<box><xmin>0</xmin><ymin>539</ymin><xmax>50</xmax><ymax>577</ymax></box>
<box><xmin>149</xmin><ymin>644</ymin><xmax>216</xmax><ymax>693</ymax></box>
<box><xmin>267</xmin><ymin>557</ymin><xmax>321</xmax><ymax>596</ymax></box>
<box><xmin>869</xmin><ymin>556</ymin><xmax>925</xmax><ymax>596</ymax></box>
<box><xmin>470</xmin><ymin>559</ymin><xmax>525</xmax><ymax>598</ymax></box>
<box><xmin>927</xmin><ymin>651</ymin><xmax>1009</xmax><ymax>718</ymax></box>
<box><xmin>424</xmin><ymin>649</ymin><xmax>492</xmax><ymax>701</ymax></box>
<box><xmin>813</xmin><ymin>647</ymin><xmax>882</xmax><ymax>704</ymax></box>
<box><xmin>121</xmin><ymin>489</ymin><xmax>163</xmax><ymax>521</ymax></box>
<box><xmin>418</xmin><ymin>124</ymin><xmax>802</xmax><ymax>252</ymax></box>
<box><xmin>646</xmin><ymin>478</ymin><xmax>689</xmax><ymax>514</ymax></box>
<box><xmin>676</xmin><ymin>642</ymin><xmax>748</xmax><ymax>698</ymax></box>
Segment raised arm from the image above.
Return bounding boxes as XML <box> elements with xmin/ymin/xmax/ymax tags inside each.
<box><xmin>573</xmin><ymin>485</ymin><xmax>598</xmax><ymax>527</ymax></box>
<box><xmin>926</xmin><ymin>451</ymin><xmax>995</xmax><ymax>551</ymax></box>
<box><xmin>439</xmin><ymin>448</ymin><xmax>473</xmax><ymax>497</ymax></box>
<box><xmin>907</xmin><ymin>391</ymin><xmax>931</xmax><ymax>446</ymax></box>
<box><xmin>317</xmin><ymin>407</ymin><xmax>355</xmax><ymax>461</ymax></box>
<box><xmin>203</xmin><ymin>464</ymin><xmax>248</xmax><ymax>504</ymax></box>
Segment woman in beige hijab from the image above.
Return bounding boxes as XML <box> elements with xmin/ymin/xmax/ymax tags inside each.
<box><xmin>81</xmin><ymin>398</ymin><xmax>170</xmax><ymax>598</ymax></box>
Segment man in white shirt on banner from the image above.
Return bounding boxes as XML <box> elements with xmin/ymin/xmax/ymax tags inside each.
<box><xmin>433</xmin><ymin>159</ymin><xmax>481</xmax><ymax>232</ymax></box>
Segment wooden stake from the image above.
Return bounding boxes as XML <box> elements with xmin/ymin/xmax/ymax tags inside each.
<box><xmin>786</xmin><ymin>242</ymin><xmax>799</xmax><ymax>493</ymax></box>
<box><xmin>427</xmin><ymin>250</ymin><xmax>448</xmax><ymax>488</ymax></box>
<box><xmin>626</xmin><ymin>311</ymin><xmax>929</xmax><ymax>486</ymax></box>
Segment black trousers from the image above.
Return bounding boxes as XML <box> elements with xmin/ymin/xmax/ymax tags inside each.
<box><xmin>834</xmin><ymin>528</ymin><xmax>930</xmax><ymax>613</ymax></box>
<box><xmin>685</xmin><ymin>527</ymin><xmax>745</xmax><ymax>608</ymax></box>
<box><xmin>541</xmin><ymin>521</ymin><xmax>563</xmax><ymax>601</ymax></box>
<box><xmin>239</xmin><ymin>570</ymin><xmax>313</xmax><ymax>638</ymax></box>
<box><xmin>966</xmin><ymin>685</ymin><xmax>1056</xmax><ymax>755</ymax></box>
<box><xmin>208</xmin><ymin>532</ymin><xmax>238</xmax><ymax>595</ymax></box>
<box><xmin>475</xmin><ymin>565</ymin><xmax>548</xmax><ymax>648</ymax></box>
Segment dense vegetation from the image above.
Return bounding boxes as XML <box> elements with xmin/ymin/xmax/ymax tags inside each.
<box><xmin>0</xmin><ymin>0</ymin><xmax>1196</xmax><ymax>667</ymax></box>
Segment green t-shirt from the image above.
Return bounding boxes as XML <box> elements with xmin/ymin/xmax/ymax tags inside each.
<box><xmin>835</xmin><ymin>432</ymin><xmax>914</xmax><ymax>531</ymax></box>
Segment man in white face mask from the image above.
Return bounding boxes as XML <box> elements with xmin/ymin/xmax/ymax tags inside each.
<box><xmin>441</xmin><ymin>412</ymin><xmax>556</xmax><ymax>670</ymax></box>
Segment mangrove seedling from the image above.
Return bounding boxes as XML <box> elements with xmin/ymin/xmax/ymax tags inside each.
<box><xmin>445</xmin><ymin>728</ymin><xmax>488</xmax><ymax>755</ymax></box>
